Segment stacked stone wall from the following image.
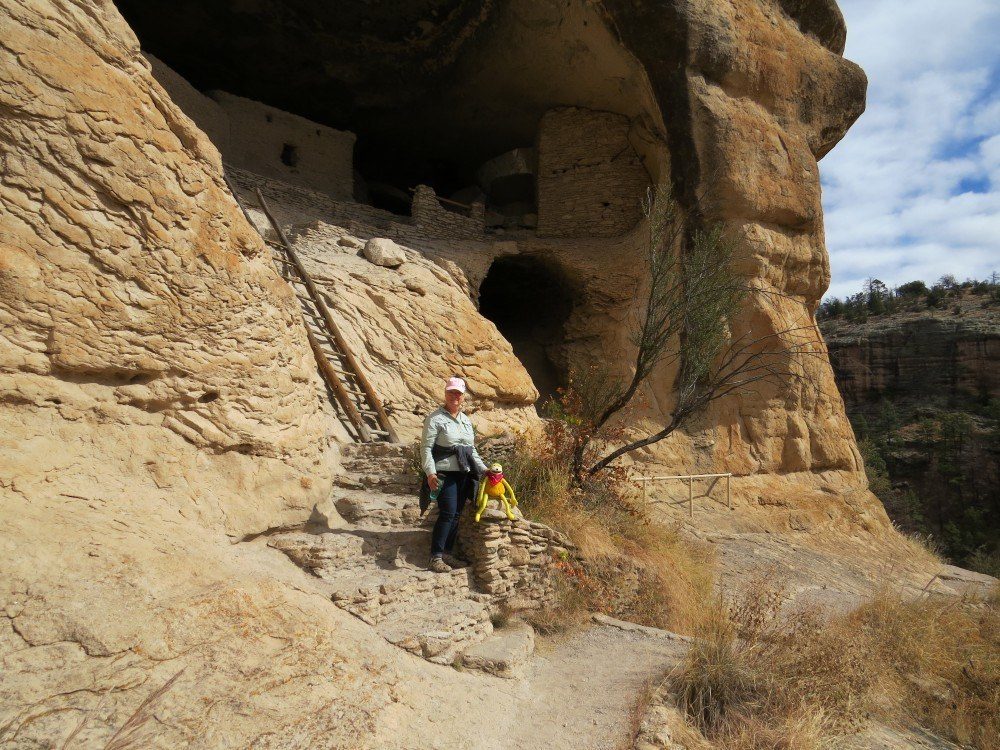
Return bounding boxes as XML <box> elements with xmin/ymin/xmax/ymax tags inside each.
<box><xmin>411</xmin><ymin>185</ymin><xmax>485</xmax><ymax>240</ymax></box>
<box><xmin>226</xmin><ymin>167</ymin><xmax>403</xmax><ymax>232</ymax></box>
<box><xmin>536</xmin><ymin>107</ymin><xmax>650</xmax><ymax>238</ymax></box>
<box><xmin>144</xmin><ymin>56</ymin><xmax>356</xmax><ymax>200</ymax></box>
<box><xmin>211</xmin><ymin>91</ymin><xmax>355</xmax><ymax>200</ymax></box>
<box><xmin>458</xmin><ymin>508</ymin><xmax>573</xmax><ymax>609</ymax></box>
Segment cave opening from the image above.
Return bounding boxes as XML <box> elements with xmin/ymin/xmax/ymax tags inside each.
<box><xmin>112</xmin><ymin>0</ymin><xmax>653</xmax><ymax>225</ymax></box>
<box><xmin>479</xmin><ymin>256</ymin><xmax>574</xmax><ymax>406</ymax></box>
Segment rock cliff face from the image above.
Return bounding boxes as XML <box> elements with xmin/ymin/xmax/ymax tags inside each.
<box><xmin>821</xmin><ymin>300</ymin><xmax>1000</xmax><ymax>570</ymax></box>
<box><xmin>0</xmin><ymin>0</ymin><xmax>335</xmax><ymax>538</ymax></box>
<box><xmin>1</xmin><ymin>0</ymin><xmax>896</xmax><ymax>746</ymax></box>
<box><xmin>602</xmin><ymin>0</ymin><xmax>869</xmax><ymax>487</ymax></box>
<box><xmin>823</xmin><ymin>308</ymin><xmax>999</xmax><ymax>409</ymax></box>
<box><xmin>111</xmin><ymin>0</ymin><xmax>875</xmax><ymax>513</ymax></box>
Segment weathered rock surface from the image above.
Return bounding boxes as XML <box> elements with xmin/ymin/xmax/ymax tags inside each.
<box><xmin>0</xmin><ymin>0</ymin><xmax>944</xmax><ymax>747</ymax></box>
<box><xmin>592</xmin><ymin>0</ymin><xmax>870</xmax><ymax>498</ymax></box>
<box><xmin>362</xmin><ymin>237</ymin><xmax>406</xmax><ymax>268</ymax></box>
<box><xmin>225</xmin><ymin>166</ymin><xmax>540</xmax><ymax>438</ymax></box>
<box><xmin>0</xmin><ymin>0</ymin><xmax>335</xmax><ymax>537</ymax></box>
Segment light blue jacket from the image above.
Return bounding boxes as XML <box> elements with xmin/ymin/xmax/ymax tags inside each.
<box><xmin>421</xmin><ymin>407</ymin><xmax>488</xmax><ymax>476</ymax></box>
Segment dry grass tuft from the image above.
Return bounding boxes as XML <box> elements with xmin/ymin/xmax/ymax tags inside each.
<box><xmin>668</xmin><ymin>574</ymin><xmax>1000</xmax><ymax>749</ymax></box>
<box><xmin>504</xmin><ymin>432</ymin><xmax>715</xmax><ymax>635</ymax></box>
<box><xmin>854</xmin><ymin>586</ymin><xmax>1000</xmax><ymax>747</ymax></box>
<box><xmin>104</xmin><ymin>668</ymin><xmax>185</xmax><ymax>749</ymax></box>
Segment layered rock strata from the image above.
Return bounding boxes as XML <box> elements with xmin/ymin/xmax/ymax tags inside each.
<box><xmin>823</xmin><ymin>308</ymin><xmax>999</xmax><ymax>409</ymax></box>
<box><xmin>0</xmin><ymin>0</ymin><xmax>904</xmax><ymax>745</ymax></box>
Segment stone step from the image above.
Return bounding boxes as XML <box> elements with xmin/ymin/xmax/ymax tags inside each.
<box><xmin>268</xmin><ymin>440</ymin><xmax>563</xmax><ymax>675</ymax></box>
<box><xmin>267</xmin><ymin>530</ymin><xmax>371</xmax><ymax>575</ymax></box>
<box><xmin>377</xmin><ymin>598</ymin><xmax>493</xmax><ymax>664</ymax></box>
<box><xmin>457</xmin><ymin>620</ymin><xmax>535</xmax><ymax>678</ymax></box>
<box><xmin>334</xmin><ymin>488</ymin><xmax>428</xmax><ymax>527</ymax></box>
<box><xmin>270</xmin><ymin>527</ymin><xmax>431</xmax><ymax>576</ymax></box>
<box><xmin>343</xmin><ymin>441</ymin><xmax>414</xmax><ymax>460</ymax></box>
<box><xmin>333</xmin><ymin>471</ymin><xmax>419</xmax><ymax>496</ymax></box>
<box><xmin>332</xmin><ymin>566</ymin><xmax>477</xmax><ymax>617</ymax></box>
<box><xmin>341</xmin><ymin>454</ymin><xmax>413</xmax><ymax>475</ymax></box>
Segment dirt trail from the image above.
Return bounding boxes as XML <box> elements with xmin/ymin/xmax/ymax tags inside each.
<box><xmin>506</xmin><ymin>623</ymin><xmax>687</xmax><ymax>750</ymax></box>
<box><xmin>369</xmin><ymin>619</ymin><xmax>687</xmax><ymax>750</ymax></box>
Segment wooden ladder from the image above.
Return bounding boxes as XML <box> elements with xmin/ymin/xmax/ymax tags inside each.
<box><xmin>224</xmin><ymin>174</ymin><xmax>398</xmax><ymax>443</ymax></box>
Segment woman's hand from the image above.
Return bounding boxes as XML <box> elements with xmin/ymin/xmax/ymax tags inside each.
<box><xmin>427</xmin><ymin>473</ymin><xmax>440</xmax><ymax>491</ymax></box>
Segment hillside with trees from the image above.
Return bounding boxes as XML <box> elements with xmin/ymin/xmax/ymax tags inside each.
<box><xmin>820</xmin><ymin>275</ymin><xmax>1000</xmax><ymax>575</ymax></box>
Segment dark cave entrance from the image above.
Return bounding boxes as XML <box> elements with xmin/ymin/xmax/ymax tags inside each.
<box><xmin>111</xmin><ymin>0</ymin><xmax>648</xmax><ymax>226</ymax></box>
<box><xmin>479</xmin><ymin>256</ymin><xmax>574</xmax><ymax>406</ymax></box>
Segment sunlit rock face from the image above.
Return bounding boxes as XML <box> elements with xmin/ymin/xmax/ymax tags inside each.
<box><xmin>0</xmin><ymin>1</ymin><xmax>890</xmax><ymax>745</ymax></box>
<box><xmin>116</xmin><ymin>1</ymin><xmax>871</xmax><ymax>495</ymax></box>
<box><xmin>594</xmin><ymin>0</ymin><xmax>875</xmax><ymax>523</ymax></box>
<box><xmin>0</xmin><ymin>0</ymin><xmax>335</xmax><ymax>538</ymax></box>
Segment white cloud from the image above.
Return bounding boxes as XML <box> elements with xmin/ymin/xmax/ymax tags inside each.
<box><xmin>819</xmin><ymin>0</ymin><xmax>1000</xmax><ymax>300</ymax></box>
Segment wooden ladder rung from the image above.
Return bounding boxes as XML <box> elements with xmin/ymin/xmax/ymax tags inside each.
<box><xmin>224</xmin><ymin>170</ymin><xmax>395</xmax><ymax>444</ymax></box>
<box><xmin>317</xmin><ymin>344</ymin><xmax>345</xmax><ymax>359</ymax></box>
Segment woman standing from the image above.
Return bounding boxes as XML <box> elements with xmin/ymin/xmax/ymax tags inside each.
<box><xmin>421</xmin><ymin>376</ymin><xmax>488</xmax><ymax>572</ymax></box>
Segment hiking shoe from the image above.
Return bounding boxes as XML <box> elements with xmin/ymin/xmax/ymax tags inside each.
<box><xmin>429</xmin><ymin>556</ymin><xmax>451</xmax><ymax>573</ymax></box>
<box><xmin>443</xmin><ymin>554</ymin><xmax>471</xmax><ymax>569</ymax></box>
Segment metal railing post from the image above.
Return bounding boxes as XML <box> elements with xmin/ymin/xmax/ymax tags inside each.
<box><xmin>635</xmin><ymin>472</ymin><xmax>734</xmax><ymax>515</ymax></box>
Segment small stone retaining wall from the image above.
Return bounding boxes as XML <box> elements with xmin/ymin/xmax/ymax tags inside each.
<box><xmin>411</xmin><ymin>185</ymin><xmax>485</xmax><ymax>240</ymax></box>
<box><xmin>458</xmin><ymin>507</ymin><xmax>573</xmax><ymax>609</ymax></box>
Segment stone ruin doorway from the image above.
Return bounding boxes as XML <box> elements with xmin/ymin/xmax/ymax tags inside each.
<box><xmin>478</xmin><ymin>256</ymin><xmax>573</xmax><ymax>408</ymax></box>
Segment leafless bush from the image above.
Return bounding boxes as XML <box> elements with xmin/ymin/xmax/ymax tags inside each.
<box><xmin>560</xmin><ymin>184</ymin><xmax>826</xmax><ymax>480</ymax></box>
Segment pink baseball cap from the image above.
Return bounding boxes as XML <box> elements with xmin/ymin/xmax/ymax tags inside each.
<box><xmin>445</xmin><ymin>377</ymin><xmax>466</xmax><ymax>393</ymax></box>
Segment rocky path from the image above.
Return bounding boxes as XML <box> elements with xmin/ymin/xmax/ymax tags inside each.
<box><xmin>266</xmin><ymin>442</ymin><xmax>536</xmax><ymax>673</ymax></box>
<box><xmin>366</xmin><ymin>617</ymin><xmax>690</xmax><ymax>750</ymax></box>
<box><xmin>259</xmin><ymin>442</ymin><xmax>693</xmax><ymax>749</ymax></box>
<box><xmin>507</xmin><ymin>622</ymin><xmax>688</xmax><ymax>750</ymax></box>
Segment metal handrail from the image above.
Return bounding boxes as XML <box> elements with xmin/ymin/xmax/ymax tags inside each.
<box><xmin>636</xmin><ymin>472</ymin><xmax>733</xmax><ymax>516</ymax></box>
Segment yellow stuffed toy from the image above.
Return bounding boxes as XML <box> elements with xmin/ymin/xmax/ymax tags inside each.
<box><xmin>475</xmin><ymin>463</ymin><xmax>518</xmax><ymax>522</ymax></box>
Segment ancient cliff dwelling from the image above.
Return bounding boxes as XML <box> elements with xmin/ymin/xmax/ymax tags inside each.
<box><xmin>112</xmin><ymin>0</ymin><xmax>677</xmax><ymax>426</ymax></box>
<box><xmin>2</xmin><ymin>1</ymin><xmax>996</xmax><ymax>748</ymax></box>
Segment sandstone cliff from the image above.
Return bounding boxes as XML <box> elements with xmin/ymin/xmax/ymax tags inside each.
<box><xmin>823</xmin><ymin>300</ymin><xmax>999</xmax><ymax>408</ymax></box>
<box><xmin>115</xmin><ymin>0</ymin><xmax>876</xmax><ymax>506</ymax></box>
<box><xmin>0</xmin><ymin>0</ymin><xmax>908</xmax><ymax>746</ymax></box>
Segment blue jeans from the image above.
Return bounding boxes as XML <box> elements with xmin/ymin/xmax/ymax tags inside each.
<box><xmin>430</xmin><ymin>471</ymin><xmax>473</xmax><ymax>557</ymax></box>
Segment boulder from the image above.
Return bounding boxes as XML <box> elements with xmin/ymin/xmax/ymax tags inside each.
<box><xmin>363</xmin><ymin>237</ymin><xmax>406</xmax><ymax>268</ymax></box>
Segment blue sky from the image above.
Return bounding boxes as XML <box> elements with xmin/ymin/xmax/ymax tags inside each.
<box><xmin>820</xmin><ymin>0</ymin><xmax>1000</xmax><ymax>300</ymax></box>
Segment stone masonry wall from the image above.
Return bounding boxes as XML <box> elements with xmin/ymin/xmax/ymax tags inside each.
<box><xmin>536</xmin><ymin>106</ymin><xmax>651</xmax><ymax>238</ymax></box>
<box><xmin>411</xmin><ymin>184</ymin><xmax>485</xmax><ymax>240</ymax></box>
<box><xmin>211</xmin><ymin>91</ymin><xmax>355</xmax><ymax>200</ymax></box>
<box><xmin>226</xmin><ymin>166</ymin><xmax>400</xmax><ymax>233</ymax></box>
<box><xmin>145</xmin><ymin>56</ymin><xmax>355</xmax><ymax>200</ymax></box>
<box><xmin>458</xmin><ymin>508</ymin><xmax>574</xmax><ymax>609</ymax></box>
